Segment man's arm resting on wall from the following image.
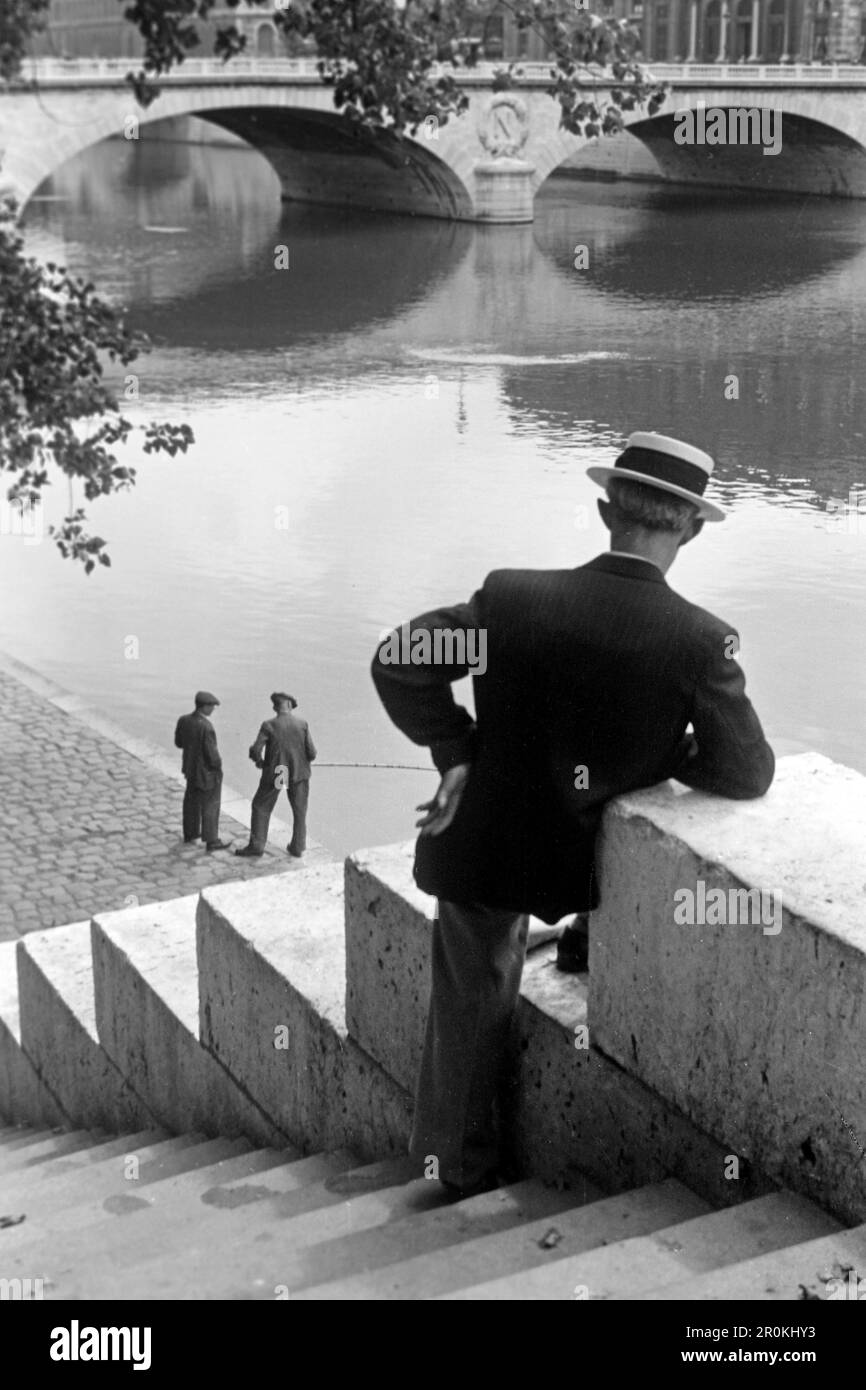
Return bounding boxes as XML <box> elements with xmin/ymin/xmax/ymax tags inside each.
<box><xmin>674</xmin><ymin>629</ymin><xmax>775</xmax><ymax>799</ymax></box>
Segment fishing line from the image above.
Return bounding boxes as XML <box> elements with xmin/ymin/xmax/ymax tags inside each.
<box><xmin>316</xmin><ymin>761</ymin><xmax>430</xmax><ymax>771</ymax></box>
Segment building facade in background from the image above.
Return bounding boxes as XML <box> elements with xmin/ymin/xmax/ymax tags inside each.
<box><xmin>32</xmin><ymin>2</ymin><xmax>295</xmax><ymax>60</ymax></box>
<box><xmin>31</xmin><ymin>0</ymin><xmax>866</xmax><ymax>65</ymax></box>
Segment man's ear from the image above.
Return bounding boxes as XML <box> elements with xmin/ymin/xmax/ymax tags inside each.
<box><xmin>597</xmin><ymin>498</ymin><xmax>613</xmax><ymax>532</ymax></box>
<box><xmin>679</xmin><ymin>516</ymin><xmax>705</xmax><ymax>548</ymax></box>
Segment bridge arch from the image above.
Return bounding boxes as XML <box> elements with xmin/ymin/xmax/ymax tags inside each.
<box><xmin>1</xmin><ymin>80</ymin><xmax>477</xmax><ymax>220</ymax></box>
<box><xmin>626</xmin><ymin>93</ymin><xmax>866</xmax><ymax>199</ymax></box>
<box><xmin>532</xmin><ymin>85</ymin><xmax>866</xmax><ymax>201</ymax></box>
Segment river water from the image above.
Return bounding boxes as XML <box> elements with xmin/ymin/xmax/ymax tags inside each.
<box><xmin>4</xmin><ymin>131</ymin><xmax>866</xmax><ymax>856</ymax></box>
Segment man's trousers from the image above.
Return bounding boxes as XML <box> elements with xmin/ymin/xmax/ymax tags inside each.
<box><xmin>409</xmin><ymin>899</ymin><xmax>530</xmax><ymax>1188</ymax></box>
<box><xmin>249</xmin><ymin>776</ymin><xmax>310</xmax><ymax>855</ymax></box>
<box><xmin>182</xmin><ymin>778</ymin><xmax>222</xmax><ymax>845</ymax></box>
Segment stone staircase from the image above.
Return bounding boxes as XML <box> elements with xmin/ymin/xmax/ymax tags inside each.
<box><xmin>1</xmin><ymin>1121</ymin><xmax>858</xmax><ymax>1300</ymax></box>
<box><xmin>3</xmin><ymin>773</ymin><xmax>866</xmax><ymax>1300</ymax></box>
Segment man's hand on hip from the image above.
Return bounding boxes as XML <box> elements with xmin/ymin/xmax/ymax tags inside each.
<box><xmin>416</xmin><ymin>763</ymin><xmax>471</xmax><ymax>838</ymax></box>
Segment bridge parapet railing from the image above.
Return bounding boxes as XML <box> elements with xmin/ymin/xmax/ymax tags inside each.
<box><xmin>646</xmin><ymin>61</ymin><xmax>866</xmax><ymax>82</ymax></box>
<box><xmin>12</xmin><ymin>55</ymin><xmax>866</xmax><ymax>88</ymax></box>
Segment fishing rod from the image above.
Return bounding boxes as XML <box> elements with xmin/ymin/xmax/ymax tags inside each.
<box><xmin>315</xmin><ymin>761</ymin><xmax>430</xmax><ymax>771</ymax></box>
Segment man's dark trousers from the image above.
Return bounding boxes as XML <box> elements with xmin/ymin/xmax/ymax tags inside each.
<box><xmin>409</xmin><ymin>899</ymin><xmax>529</xmax><ymax>1188</ymax></box>
<box><xmin>250</xmin><ymin>777</ymin><xmax>309</xmax><ymax>855</ymax></box>
<box><xmin>182</xmin><ymin>776</ymin><xmax>221</xmax><ymax>844</ymax></box>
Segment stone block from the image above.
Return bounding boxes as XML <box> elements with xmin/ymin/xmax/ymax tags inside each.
<box><xmin>589</xmin><ymin>753</ymin><xmax>866</xmax><ymax>1222</ymax></box>
<box><xmin>345</xmin><ymin>843</ymin><xmax>434</xmax><ymax>1094</ymax></box>
<box><xmin>197</xmin><ymin>865</ymin><xmax>412</xmax><ymax>1159</ymax></box>
<box><xmin>0</xmin><ymin>942</ymin><xmax>69</xmax><ymax>1129</ymax></box>
<box><xmin>16</xmin><ymin>923</ymin><xmax>156</xmax><ymax>1133</ymax></box>
<box><xmin>91</xmin><ymin>896</ymin><xmax>289</xmax><ymax>1147</ymax></box>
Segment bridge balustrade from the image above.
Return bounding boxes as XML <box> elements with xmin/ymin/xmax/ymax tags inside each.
<box><xmin>13</xmin><ymin>56</ymin><xmax>866</xmax><ymax>87</ymax></box>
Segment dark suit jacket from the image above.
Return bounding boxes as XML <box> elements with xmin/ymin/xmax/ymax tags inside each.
<box><xmin>174</xmin><ymin>711</ymin><xmax>223</xmax><ymax>792</ymax></box>
<box><xmin>250</xmin><ymin>712</ymin><xmax>317</xmax><ymax>784</ymax></box>
<box><xmin>372</xmin><ymin>553</ymin><xmax>775</xmax><ymax>923</ymax></box>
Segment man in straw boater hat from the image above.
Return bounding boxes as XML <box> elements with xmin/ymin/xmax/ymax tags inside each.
<box><xmin>372</xmin><ymin>431</ymin><xmax>775</xmax><ymax>1199</ymax></box>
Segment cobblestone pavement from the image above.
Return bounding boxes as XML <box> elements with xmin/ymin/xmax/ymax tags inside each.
<box><xmin>0</xmin><ymin>666</ymin><xmax>326</xmax><ymax>941</ymax></box>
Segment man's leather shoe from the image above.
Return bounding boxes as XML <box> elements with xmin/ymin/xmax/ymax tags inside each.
<box><xmin>439</xmin><ymin>1170</ymin><xmax>500</xmax><ymax>1202</ymax></box>
<box><xmin>556</xmin><ymin>919</ymin><xmax>589</xmax><ymax>973</ymax></box>
<box><xmin>287</xmin><ymin>845</ymin><xmax>303</xmax><ymax>858</ymax></box>
<box><xmin>206</xmin><ymin>840</ymin><xmax>233</xmax><ymax>853</ymax></box>
<box><xmin>234</xmin><ymin>845</ymin><xmax>263</xmax><ymax>858</ymax></box>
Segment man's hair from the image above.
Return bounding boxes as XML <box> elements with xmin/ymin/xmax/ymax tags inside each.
<box><xmin>606</xmin><ymin>477</ymin><xmax>700</xmax><ymax>533</ymax></box>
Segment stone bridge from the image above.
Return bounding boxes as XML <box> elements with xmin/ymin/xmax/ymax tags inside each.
<box><xmin>5</xmin><ymin>56</ymin><xmax>866</xmax><ymax>220</ymax></box>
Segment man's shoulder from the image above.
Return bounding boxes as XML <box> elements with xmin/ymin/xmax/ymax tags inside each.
<box><xmin>665</xmin><ymin>586</ymin><xmax>735</xmax><ymax>645</ymax></box>
<box><xmin>481</xmin><ymin>566</ymin><xmax>577</xmax><ymax>597</ymax></box>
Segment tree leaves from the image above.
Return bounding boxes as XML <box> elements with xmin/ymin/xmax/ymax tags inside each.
<box><xmin>0</xmin><ymin>0</ymin><xmax>50</xmax><ymax>83</ymax></box>
<box><xmin>0</xmin><ymin>200</ymin><xmax>194</xmax><ymax>570</ymax></box>
<box><xmin>114</xmin><ymin>1</ymin><xmax>665</xmax><ymax>143</ymax></box>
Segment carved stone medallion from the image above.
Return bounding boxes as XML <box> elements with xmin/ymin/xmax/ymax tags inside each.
<box><xmin>478</xmin><ymin>94</ymin><xmax>530</xmax><ymax>159</ymax></box>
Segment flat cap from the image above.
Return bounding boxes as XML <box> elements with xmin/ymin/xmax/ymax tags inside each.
<box><xmin>270</xmin><ymin>691</ymin><xmax>296</xmax><ymax>707</ymax></box>
<box><xmin>194</xmin><ymin>690</ymin><xmax>220</xmax><ymax>707</ymax></box>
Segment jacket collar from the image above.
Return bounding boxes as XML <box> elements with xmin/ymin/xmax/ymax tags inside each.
<box><xmin>583</xmin><ymin>552</ymin><xmax>668</xmax><ymax>585</ymax></box>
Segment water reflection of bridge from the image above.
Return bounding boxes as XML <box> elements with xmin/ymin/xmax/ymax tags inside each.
<box><xmin>26</xmin><ymin>138</ymin><xmax>866</xmax><ymax>508</ymax></box>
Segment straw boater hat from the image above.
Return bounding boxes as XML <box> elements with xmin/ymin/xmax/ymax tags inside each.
<box><xmin>587</xmin><ymin>432</ymin><xmax>726</xmax><ymax>523</ymax></box>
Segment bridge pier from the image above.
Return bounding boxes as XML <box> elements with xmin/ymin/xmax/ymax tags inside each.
<box><xmin>472</xmin><ymin>157</ymin><xmax>536</xmax><ymax>223</ymax></box>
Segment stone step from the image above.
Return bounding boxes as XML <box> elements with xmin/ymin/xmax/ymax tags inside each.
<box><xmin>442</xmin><ymin>1190</ymin><xmax>841</xmax><ymax>1301</ymax></box>
<box><xmin>16</xmin><ymin>922</ymin><xmax>157</xmax><ymax>1131</ymax></box>
<box><xmin>0</xmin><ymin>1130</ymin><xmax>170</xmax><ymax>1198</ymax></box>
<box><xmin>295</xmin><ymin>1177</ymin><xmax>704</xmax><ymax>1301</ymax></box>
<box><xmin>159</xmin><ymin>1169</ymin><xmax>573</xmax><ymax>1300</ymax></box>
<box><xmin>0</xmin><ymin>1128</ymin><xmax>106</xmax><ymax>1174</ymax></box>
<box><xmin>0</xmin><ymin>1149</ymin><xmax>353</xmax><ymax>1271</ymax></box>
<box><xmin>1</xmin><ymin>1135</ymin><xmax>241</xmax><ymax>1227</ymax></box>
<box><xmin>0</xmin><ymin>942</ymin><xmax>70</xmax><ymax>1129</ymax></box>
<box><xmin>39</xmin><ymin>1156</ymin><xmax>426</xmax><ymax>1298</ymax></box>
<box><xmin>196</xmin><ymin>865</ymin><xmax>412</xmax><ymax>1158</ymax></box>
<box><xmin>91</xmin><ymin>896</ymin><xmax>294</xmax><ymax>1148</ymax></box>
<box><xmin>633</xmin><ymin>1221</ymin><xmax>866</xmax><ymax>1301</ymax></box>
<box><xmin>290</xmin><ymin>1176</ymin><xmax>605</xmax><ymax>1303</ymax></box>
<box><xmin>0</xmin><ymin>1126</ymin><xmax>64</xmax><ymax>1151</ymax></box>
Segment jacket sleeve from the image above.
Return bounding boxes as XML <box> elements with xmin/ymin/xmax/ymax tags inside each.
<box><xmin>250</xmin><ymin>723</ymin><xmax>269</xmax><ymax>765</ymax></box>
<box><xmin>674</xmin><ymin>626</ymin><xmax>775</xmax><ymax>799</ymax></box>
<box><xmin>203</xmin><ymin>723</ymin><xmax>223</xmax><ymax>775</ymax></box>
<box><xmin>371</xmin><ymin>592</ymin><xmax>483</xmax><ymax>775</ymax></box>
<box><xmin>304</xmin><ymin>724</ymin><xmax>317</xmax><ymax>762</ymax></box>
<box><xmin>174</xmin><ymin>718</ymin><xmax>185</xmax><ymax>750</ymax></box>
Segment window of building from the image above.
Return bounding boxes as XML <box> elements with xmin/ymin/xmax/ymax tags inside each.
<box><xmin>256</xmin><ymin>23</ymin><xmax>276</xmax><ymax>57</ymax></box>
<box><xmin>654</xmin><ymin>1</ymin><xmax>670</xmax><ymax>59</ymax></box>
<box><xmin>483</xmin><ymin>15</ymin><xmax>505</xmax><ymax>60</ymax></box>
<box><xmin>766</xmin><ymin>0</ymin><xmax>787</xmax><ymax>60</ymax></box>
<box><xmin>732</xmin><ymin>0</ymin><xmax>753</xmax><ymax>60</ymax></box>
<box><xmin>702</xmin><ymin>0</ymin><xmax>722</xmax><ymax>60</ymax></box>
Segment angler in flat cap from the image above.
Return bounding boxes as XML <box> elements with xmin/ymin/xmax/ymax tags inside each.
<box><xmin>235</xmin><ymin>692</ymin><xmax>317</xmax><ymax>859</ymax></box>
<box><xmin>174</xmin><ymin>691</ymin><xmax>232</xmax><ymax>852</ymax></box>
<box><xmin>372</xmin><ymin>431</ymin><xmax>775</xmax><ymax>1199</ymax></box>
